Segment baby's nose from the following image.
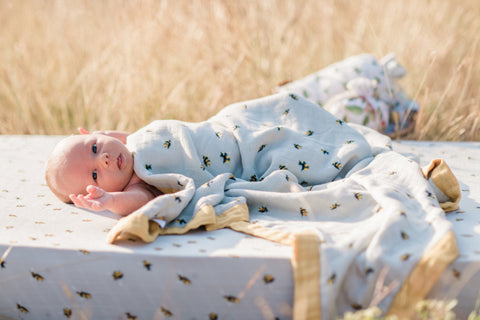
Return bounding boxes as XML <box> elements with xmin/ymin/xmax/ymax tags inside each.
<box><xmin>99</xmin><ymin>153</ymin><xmax>110</xmax><ymax>168</ymax></box>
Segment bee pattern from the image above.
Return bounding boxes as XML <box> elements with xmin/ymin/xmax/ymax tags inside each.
<box><xmin>229</xmin><ymin>174</ymin><xmax>236</xmax><ymax>180</ymax></box>
<box><xmin>112</xmin><ymin>271</ymin><xmax>123</xmax><ymax>280</ymax></box>
<box><xmin>328</xmin><ymin>273</ymin><xmax>336</xmax><ymax>285</ymax></box>
<box><xmin>279</xmin><ymin>164</ymin><xmax>287</xmax><ymax>170</ymax></box>
<box><xmin>283</xmin><ymin>109</ymin><xmax>290</xmax><ymax>116</ymax></box>
<box><xmin>76</xmin><ymin>291</ymin><xmax>92</xmax><ymax>299</ymax></box>
<box><xmin>332</xmin><ymin>162</ymin><xmax>342</xmax><ymax>170</ymax></box>
<box><xmin>299</xmin><ymin>160</ymin><xmax>309</xmax><ymax>171</ymax></box>
<box><xmin>289</xmin><ymin>93</ymin><xmax>299</xmax><ymax>100</ymax></box>
<box><xmin>233</xmin><ymin>125</ymin><xmax>240</xmax><ymax>131</ymax></box>
<box><xmin>17</xmin><ymin>304</ymin><xmax>28</xmax><ymax>314</ymax></box>
<box><xmin>258</xmin><ymin>144</ymin><xmax>266</xmax><ymax>152</ymax></box>
<box><xmin>306</xmin><ymin>130</ymin><xmax>314</xmax><ymax>136</ymax></box>
<box><xmin>174</xmin><ymin>195</ymin><xmax>181</xmax><ymax>203</ymax></box>
<box><xmin>242</xmin><ymin>104</ymin><xmax>247</xmax><ymax>110</ymax></box>
<box><xmin>250</xmin><ymin>174</ymin><xmax>257</xmax><ymax>181</ymax></box>
<box><xmin>210</xmin><ymin>313</ymin><xmax>219</xmax><ymax>320</ymax></box>
<box><xmin>160</xmin><ymin>307</ymin><xmax>173</xmax><ymax>317</ymax></box>
<box><xmin>300</xmin><ymin>181</ymin><xmax>308</xmax><ymax>186</ymax></box>
<box><xmin>263</xmin><ymin>274</ymin><xmax>275</xmax><ymax>284</ymax></box>
<box><xmin>31</xmin><ymin>272</ymin><xmax>44</xmax><ymax>282</ymax></box>
<box><xmin>453</xmin><ymin>269</ymin><xmax>461</xmax><ymax>279</ymax></box>
<box><xmin>178</xmin><ymin>275</ymin><xmax>191</xmax><ymax>285</ymax></box>
<box><xmin>285</xmin><ymin>175</ymin><xmax>290</xmax><ymax>181</ymax></box>
<box><xmin>351</xmin><ymin>303</ymin><xmax>363</xmax><ymax>310</ymax></box>
<box><xmin>176</xmin><ymin>219</ymin><xmax>187</xmax><ymax>225</ymax></box>
<box><xmin>365</xmin><ymin>267</ymin><xmax>374</xmax><ymax>276</ymax></box>
<box><xmin>321</xmin><ymin>149</ymin><xmax>329</xmax><ymax>155</ymax></box>
<box><xmin>294</xmin><ymin>144</ymin><xmax>302</xmax><ymax>149</ymax></box>
<box><xmin>330</xmin><ymin>203</ymin><xmax>340</xmax><ymax>210</ymax></box>
<box><xmin>163</xmin><ymin>140</ymin><xmax>171</xmax><ymax>149</ymax></box>
<box><xmin>336</xmin><ymin>119</ymin><xmax>344</xmax><ymax>125</ymax></box>
<box><xmin>224</xmin><ymin>296</ymin><xmax>239</xmax><ymax>303</ymax></box>
<box><xmin>354</xmin><ymin>192</ymin><xmax>362</xmax><ymax>200</ymax></box>
<box><xmin>219</xmin><ymin>152</ymin><xmax>230</xmax><ymax>163</ymax></box>
<box><xmin>259</xmin><ymin>206</ymin><xmax>269</xmax><ymax>213</ymax></box>
<box><xmin>203</xmin><ymin>156</ymin><xmax>211</xmax><ymax>167</ymax></box>
<box><xmin>401</xmin><ymin>254</ymin><xmax>411</xmax><ymax>261</ymax></box>
<box><xmin>345</xmin><ymin>140</ymin><xmax>354</xmax><ymax>144</ymax></box>
<box><xmin>79</xmin><ymin>249</ymin><xmax>90</xmax><ymax>255</ymax></box>
<box><xmin>388</xmin><ymin>171</ymin><xmax>398</xmax><ymax>175</ymax></box>
<box><xmin>215</xmin><ymin>131</ymin><xmax>223</xmax><ymax>138</ymax></box>
<box><xmin>401</xmin><ymin>231</ymin><xmax>409</xmax><ymax>240</ymax></box>
<box><xmin>426</xmin><ymin>190</ymin><xmax>435</xmax><ymax>199</ymax></box>
<box><xmin>64</xmin><ymin>308</ymin><xmax>72</xmax><ymax>318</ymax></box>
<box><xmin>145</xmin><ymin>164</ymin><xmax>152</xmax><ymax>170</ymax></box>
<box><xmin>126</xmin><ymin>312</ymin><xmax>137</xmax><ymax>320</ymax></box>
<box><xmin>300</xmin><ymin>208</ymin><xmax>308</xmax><ymax>216</ymax></box>
<box><xmin>277</xmin><ymin>126</ymin><xmax>283</xmax><ymax>131</ymax></box>
<box><xmin>143</xmin><ymin>260</ymin><xmax>152</xmax><ymax>271</ymax></box>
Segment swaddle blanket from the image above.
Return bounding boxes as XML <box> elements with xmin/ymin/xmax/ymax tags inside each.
<box><xmin>108</xmin><ymin>92</ymin><xmax>458</xmax><ymax>319</ymax></box>
<box><xmin>276</xmin><ymin>53</ymin><xmax>419</xmax><ymax>135</ymax></box>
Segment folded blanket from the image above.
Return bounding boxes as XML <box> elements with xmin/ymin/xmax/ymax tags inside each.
<box><xmin>107</xmin><ymin>92</ymin><xmax>459</xmax><ymax>319</ymax></box>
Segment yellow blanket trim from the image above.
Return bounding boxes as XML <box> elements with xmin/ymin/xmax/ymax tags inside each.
<box><xmin>422</xmin><ymin>159</ymin><xmax>461</xmax><ymax>212</ymax></box>
<box><xmin>205</xmin><ymin>203</ymin><xmax>249</xmax><ymax>231</ymax></box>
<box><xmin>292</xmin><ymin>230</ymin><xmax>322</xmax><ymax>320</ymax></box>
<box><xmin>229</xmin><ymin>221</ymin><xmax>296</xmax><ymax>246</ymax></box>
<box><xmin>387</xmin><ymin>231</ymin><xmax>459</xmax><ymax>319</ymax></box>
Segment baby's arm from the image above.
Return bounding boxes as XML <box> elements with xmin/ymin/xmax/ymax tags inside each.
<box><xmin>70</xmin><ymin>184</ymin><xmax>162</xmax><ymax>216</ymax></box>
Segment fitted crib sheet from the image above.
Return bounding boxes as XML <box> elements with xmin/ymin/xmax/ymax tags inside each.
<box><xmin>0</xmin><ymin>135</ymin><xmax>478</xmax><ymax>319</ymax></box>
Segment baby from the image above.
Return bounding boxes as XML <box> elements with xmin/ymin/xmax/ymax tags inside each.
<box><xmin>45</xmin><ymin>128</ymin><xmax>163</xmax><ymax>216</ymax></box>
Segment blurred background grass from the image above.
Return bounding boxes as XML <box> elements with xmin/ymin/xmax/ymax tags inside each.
<box><xmin>1</xmin><ymin>0</ymin><xmax>478</xmax><ymax>140</ymax></box>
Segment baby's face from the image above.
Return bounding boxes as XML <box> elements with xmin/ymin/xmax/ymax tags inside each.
<box><xmin>53</xmin><ymin>134</ymin><xmax>134</xmax><ymax>197</ymax></box>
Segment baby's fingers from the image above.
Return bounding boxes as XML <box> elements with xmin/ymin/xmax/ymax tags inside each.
<box><xmin>86</xmin><ymin>185</ymin><xmax>105</xmax><ymax>199</ymax></box>
<box><xmin>78</xmin><ymin>127</ymin><xmax>90</xmax><ymax>135</ymax></box>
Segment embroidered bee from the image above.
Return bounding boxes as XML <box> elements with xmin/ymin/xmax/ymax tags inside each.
<box><xmin>300</xmin><ymin>208</ymin><xmax>308</xmax><ymax>216</ymax></box>
<box><xmin>160</xmin><ymin>307</ymin><xmax>173</xmax><ymax>317</ymax></box>
<box><xmin>215</xmin><ymin>131</ymin><xmax>223</xmax><ymax>138</ymax></box>
<box><xmin>209</xmin><ymin>313</ymin><xmax>219</xmax><ymax>320</ymax></box>
<box><xmin>1</xmin><ymin>259</ymin><xmax>5</xmax><ymax>268</ymax></box>
<box><xmin>290</xmin><ymin>93</ymin><xmax>299</xmax><ymax>100</ymax></box>
<box><xmin>258</xmin><ymin>144</ymin><xmax>266</xmax><ymax>152</ymax></box>
<box><xmin>224</xmin><ymin>295</ymin><xmax>239</xmax><ymax>303</ymax></box>
<box><xmin>250</xmin><ymin>174</ymin><xmax>257</xmax><ymax>181</ymax></box>
<box><xmin>299</xmin><ymin>160</ymin><xmax>309</xmax><ymax>171</ymax></box>
<box><xmin>76</xmin><ymin>291</ymin><xmax>92</xmax><ymax>299</ymax></box>
<box><xmin>200</xmin><ymin>165</ymin><xmax>205</xmax><ymax>170</ymax></box>
<box><xmin>176</xmin><ymin>219</ymin><xmax>187</xmax><ymax>225</ymax></box>
<box><xmin>330</xmin><ymin>203</ymin><xmax>340</xmax><ymax>210</ymax></box>
<box><xmin>177</xmin><ymin>181</ymin><xmax>184</xmax><ymax>187</ymax></box>
<box><xmin>203</xmin><ymin>156</ymin><xmax>211</xmax><ymax>167</ymax></box>
<box><xmin>294</xmin><ymin>144</ymin><xmax>302</xmax><ymax>149</ymax></box>
<box><xmin>64</xmin><ymin>308</ymin><xmax>72</xmax><ymax>318</ymax></box>
<box><xmin>354</xmin><ymin>192</ymin><xmax>362</xmax><ymax>200</ymax></box>
<box><xmin>365</xmin><ymin>267</ymin><xmax>374</xmax><ymax>276</ymax></box>
<box><xmin>277</xmin><ymin>126</ymin><xmax>283</xmax><ymax>131</ymax></box>
<box><xmin>332</xmin><ymin>162</ymin><xmax>342</xmax><ymax>170</ymax></box>
<box><xmin>336</xmin><ymin>119</ymin><xmax>344</xmax><ymax>125</ymax></box>
<box><xmin>143</xmin><ymin>260</ymin><xmax>152</xmax><ymax>271</ymax></box>
<box><xmin>259</xmin><ymin>206</ymin><xmax>269</xmax><ymax>213</ymax></box>
<box><xmin>426</xmin><ymin>190</ymin><xmax>435</xmax><ymax>199</ymax></box>
<box><xmin>126</xmin><ymin>312</ymin><xmax>137</xmax><ymax>320</ymax></box>
<box><xmin>31</xmin><ymin>272</ymin><xmax>44</xmax><ymax>282</ymax></box>
<box><xmin>453</xmin><ymin>269</ymin><xmax>461</xmax><ymax>279</ymax></box>
<box><xmin>351</xmin><ymin>303</ymin><xmax>363</xmax><ymax>310</ymax></box>
<box><xmin>300</xmin><ymin>181</ymin><xmax>308</xmax><ymax>186</ymax></box>
<box><xmin>145</xmin><ymin>164</ymin><xmax>152</xmax><ymax>170</ymax></box>
<box><xmin>328</xmin><ymin>273</ymin><xmax>336</xmax><ymax>284</ymax></box>
<box><xmin>229</xmin><ymin>174</ymin><xmax>236</xmax><ymax>180</ymax></box>
<box><xmin>399</xmin><ymin>211</ymin><xmax>406</xmax><ymax>217</ymax></box>
<box><xmin>233</xmin><ymin>124</ymin><xmax>240</xmax><ymax>131</ymax></box>
<box><xmin>79</xmin><ymin>249</ymin><xmax>90</xmax><ymax>255</ymax></box>
<box><xmin>263</xmin><ymin>274</ymin><xmax>275</xmax><ymax>284</ymax></box>
<box><xmin>163</xmin><ymin>140</ymin><xmax>171</xmax><ymax>149</ymax></box>
<box><xmin>279</xmin><ymin>164</ymin><xmax>287</xmax><ymax>170</ymax></box>
<box><xmin>401</xmin><ymin>231</ymin><xmax>409</xmax><ymax>240</ymax></box>
<box><xmin>283</xmin><ymin>108</ymin><xmax>290</xmax><ymax>116</ymax></box>
<box><xmin>178</xmin><ymin>275</ymin><xmax>191</xmax><ymax>285</ymax></box>
<box><xmin>174</xmin><ymin>195</ymin><xmax>181</xmax><ymax>203</ymax></box>
<box><xmin>388</xmin><ymin>171</ymin><xmax>398</xmax><ymax>175</ymax></box>
<box><xmin>112</xmin><ymin>270</ymin><xmax>124</xmax><ymax>280</ymax></box>
<box><xmin>306</xmin><ymin>130</ymin><xmax>313</xmax><ymax>136</ymax></box>
<box><xmin>401</xmin><ymin>253</ymin><xmax>411</xmax><ymax>261</ymax></box>
<box><xmin>345</xmin><ymin>140</ymin><xmax>354</xmax><ymax>144</ymax></box>
<box><xmin>321</xmin><ymin>149</ymin><xmax>329</xmax><ymax>155</ymax></box>
<box><xmin>242</xmin><ymin>104</ymin><xmax>247</xmax><ymax>110</ymax></box>
<box><xmin>17</xmin><ymin>304</ymin><xmax>28</xmax><ymax>314</ymax></box>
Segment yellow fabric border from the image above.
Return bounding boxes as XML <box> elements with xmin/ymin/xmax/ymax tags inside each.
<box><xmin>205</xmin><ymin>203</ymin><xmax>249</xmax><ymax>231</ymax></box>
<box><xmin>387</xmin><ymin>231</ymin><xmax>459</xmax><ymax>318</ymax></box>
<box><xmin>229</xmin><ymin>221</ymin><xmax>296</xmax><ymax>246</ymax></box>
<box><xmin>422</xmin><ymin>159</ymin><xmax>461</xmax><ymax>212</ymax></box>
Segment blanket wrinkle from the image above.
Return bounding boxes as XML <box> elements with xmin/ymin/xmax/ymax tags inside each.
<box><xmin>106</xmin><ymin>92</ymin><xmax>459</xmax><ymax>319</ymax></box>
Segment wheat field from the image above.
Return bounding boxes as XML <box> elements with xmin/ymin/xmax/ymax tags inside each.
<box><xmin>1</xmin><ymin>0</ymin><xmax>479</xmax><ymax>140</ymax></box>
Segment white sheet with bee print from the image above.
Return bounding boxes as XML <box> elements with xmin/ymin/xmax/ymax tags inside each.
<box><xmin>125</xmin><ymin>92</ymin><xmax>454</xmax><ymax>317</ymax></box>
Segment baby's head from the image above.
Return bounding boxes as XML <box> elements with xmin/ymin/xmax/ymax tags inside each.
<box><xmin>46</xmin><ymin>133</ymin><xmax>134</xmax><ymax>203</ymax></box>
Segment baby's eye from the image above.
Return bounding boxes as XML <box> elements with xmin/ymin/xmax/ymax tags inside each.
<box><xmin>92</xmin><ymin>169</ymin><xmax>98</xmax><ymax>181</ymax></box>
<box><xmin>92</xmin><ymin>143</ymin><xmax>97</xmax><ymax>154</ymax></box>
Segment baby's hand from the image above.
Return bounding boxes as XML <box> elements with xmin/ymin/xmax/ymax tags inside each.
<box><xmin>69</xmin><ymin>185</ymin><xmax>113</xmax><ymax>212</ymax></box>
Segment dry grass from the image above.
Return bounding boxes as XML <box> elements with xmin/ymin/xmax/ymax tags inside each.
<box><xmin>0</xmin><ymin>0</ymin><xmax>479</xmax><ymax>140</ymax></box>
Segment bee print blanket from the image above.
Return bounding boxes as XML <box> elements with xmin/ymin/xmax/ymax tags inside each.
<box><xmin>107</xmin><ymin>92</ymin><xmax>459</xmax><ymax>319</ymax></box>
